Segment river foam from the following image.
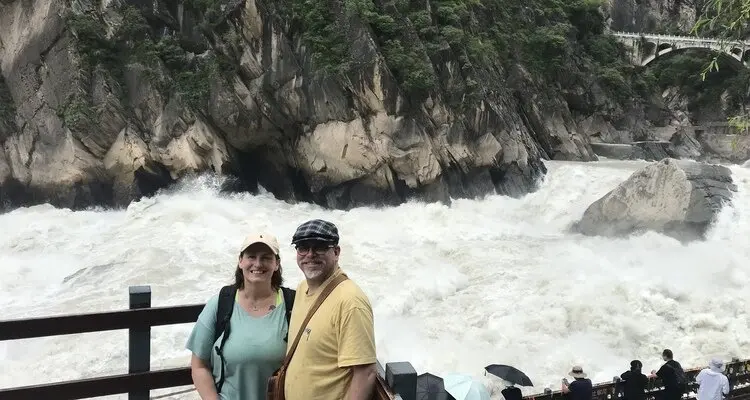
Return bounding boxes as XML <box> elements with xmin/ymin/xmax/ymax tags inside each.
<box><xmin>1</xmin><ymin>159</ymin><xmax>748</xmax><ymax>398</ymax></box>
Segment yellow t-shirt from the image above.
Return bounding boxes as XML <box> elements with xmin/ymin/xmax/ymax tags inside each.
<box><xmin>284</xmin><ymin>267</ymin><xmax>377</xmax><ymax>400</ymax></box>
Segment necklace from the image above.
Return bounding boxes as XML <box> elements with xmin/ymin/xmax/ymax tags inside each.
<box><xmin>246</xmin><ymin>292</ymin><xmax>275</xmax><ymax>311</ymax></box>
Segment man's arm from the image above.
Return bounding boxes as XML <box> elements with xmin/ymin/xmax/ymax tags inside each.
<box><xmin>337</xmin><ymin>294</ymin><xmax>377</xmax><ymax>400</ymax></box>
<box><xmin>721</xmin><ymin>376</ymin><xmax>730</xmax><ymax>397</ymax></box>
<box><xmin>345</xmin><ymin>363</ymin><xmax>377</xmax><ymax>400</ymax></box>
<box><xmin>650</xmin><ymin>364</ymin><xmax>666</xmax><ymax>379</ymax></box>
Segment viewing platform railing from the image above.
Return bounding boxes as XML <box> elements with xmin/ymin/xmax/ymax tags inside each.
<box><xmin>0</xmin><ymin>285</ymin><xmax>747</xmax><ymax>400</ymax></box>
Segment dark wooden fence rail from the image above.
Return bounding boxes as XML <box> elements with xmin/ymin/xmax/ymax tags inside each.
<box><xmin>0</xmin><ymin>285</ymin><xmax>408</xmax><ymax>400</ymax></box>
<box><xmin>0</xmin><ymin>285</ymin><xmax>747</xmax><ymax>400</ymax></box>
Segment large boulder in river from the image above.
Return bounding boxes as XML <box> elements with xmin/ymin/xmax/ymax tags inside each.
<box><xmin>572</xmin><ymin>158</ymin><xmax>737</xmax><ymax>241</ymax></box>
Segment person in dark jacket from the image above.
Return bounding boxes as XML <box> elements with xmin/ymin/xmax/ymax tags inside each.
<box><xmin>650</xmin><ymin>349</ymin><xmax>686</xmax><ymax>400</ymax></box>
<box><xmin>562</xmin><ymin>366</ymin><xmax>593</xmax><ymax>400</ymax></box>
<box><xmin>501</xmin><ymin>383</ymin><xmax>523</xmax><ymax>400</ymax></box>
<box><xmin>621</xmin><ymin>360</ymin><xmax>649</xmax><ymax>400</ymax></box>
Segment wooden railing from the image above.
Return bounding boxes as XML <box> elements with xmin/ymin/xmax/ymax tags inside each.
<box><xmin>0</xmin><ymin>285</ymin><xmax>747</xmax><ymax>400</ymax></box>
<box><xmin>0</xmin><ymin>286</ymin><xmax>406</xmax><ymax>400</ymax></box>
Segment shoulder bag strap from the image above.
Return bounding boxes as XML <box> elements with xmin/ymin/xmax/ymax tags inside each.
<box><xmin>281</xmin><ymin>274</ymin><xmax>348</xmax><ymax>367</ymax></box>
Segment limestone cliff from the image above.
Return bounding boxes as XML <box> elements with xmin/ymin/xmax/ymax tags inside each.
<box><xmin>607</xmin><ymin>0</ymin><xmax>699</xmax><ymax>34</ymax></box>
<box><xmin>1</xmin><ymin>0</ymin><xmax>612</xmax><ymax>211</ymax></box>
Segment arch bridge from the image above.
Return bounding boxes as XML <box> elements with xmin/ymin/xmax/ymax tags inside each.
<box><xmin>612</xmin><ymin>31</ymin><xmax>750</xmax><ymax>67</ymax></box>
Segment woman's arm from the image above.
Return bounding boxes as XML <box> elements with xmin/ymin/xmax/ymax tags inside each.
<box><xmin>191</xmin><ymin>354</ymin><xmax>220</xmax><ymax>400</ymax></box>
<box><xmin>185</xmin><ymin>295</ymin><xmax>221</xmax><ymax>400</ymax></box>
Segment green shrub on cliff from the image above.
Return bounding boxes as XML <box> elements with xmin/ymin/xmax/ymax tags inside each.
<box><xmin>61</xmin><ymin>0</ymin><xmax>748</xmax><ymax>126</ymax></box>
<box><xmin>0</xmin><ymin>79</ymin><xmax>15</xmax><ymax>127</ymax></box>
<box><xmin>692</xmin><ymin>0</ymin><xmax>750</xmax><ymax>132</ymax></box>
<box><xmin>278</xmin><ymin>0</ymin><xmax>654</xmax><ymax>106</ymax></box>
<box><xmin>66</xmin><ymin>4</ymin><xmax>228</xmax><ymax>115</ymax></box>
<box><xmin>652</xmin><ymin>51</ymin><xmax>750</xmax><ymax>117</ymax></box>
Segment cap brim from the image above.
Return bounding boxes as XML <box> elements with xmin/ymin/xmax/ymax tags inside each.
<box><xmin>241</xmin><ymin>241</ymin><xmax>278</xmax><ymax>255</ymax></box>
<box><xmin>291</xmin><ymin>236</ymin><xmax>338</xmax><ymax>244</ymax></box>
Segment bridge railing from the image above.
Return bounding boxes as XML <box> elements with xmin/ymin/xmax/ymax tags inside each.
<box><xmin>0</xmin><ymin>285</ymin><xmax>748</xmax><ymax>400</ymax></box>
<box><xmin>611</xmin><ymin>31</ymin><xmax>750</xmax><ymax>46</ymax></box>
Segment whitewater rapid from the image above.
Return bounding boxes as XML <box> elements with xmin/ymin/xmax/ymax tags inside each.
<box><xmin>1</xmin><ymin>159</ymin><xmax>748</xmax><ymax>399</ymax></box>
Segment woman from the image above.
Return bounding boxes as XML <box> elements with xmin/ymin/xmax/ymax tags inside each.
<box><xmin>620</xmin><ymin>360</ymin><xmax>649</xmax><ymax>400</ymax></box>
<box><xmin>186</xmin><ymin>232</ymin><xmax>295</xmax><ymax>400</ymax></box>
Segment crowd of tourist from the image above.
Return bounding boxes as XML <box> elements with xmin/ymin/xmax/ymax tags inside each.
<box><xmin>539</xmin><ymin>350</ymin><xmax>731</xmax><ymax>400</ymax></box>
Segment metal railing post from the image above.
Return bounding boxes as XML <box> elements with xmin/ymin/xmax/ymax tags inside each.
<box><xmin>129</xmin><ymin>285</ymin><xmax>152</xmax><ymax>400</ymax></box>
<box><xmin>385</xmin><ymin>362</ymin><xmax>417</xmax><ymax>400</ymax></box>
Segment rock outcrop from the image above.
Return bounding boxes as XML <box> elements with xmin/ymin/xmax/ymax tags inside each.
<box><xmin>669</xmin><ymin>126</ymin><xmax>750</xmax><ymax>164</ymax></box>
<box><xmin>0</xmin><ymin>0</ymin><xmax>609</xmax><ymax>212</ymax></box>
<box><xmin>572</xmin><ymin>158</ymin><xmax>737</xmax><ymax>241</ymax></box>
<box><xmin>606</xmin><ymin>0</ymin><xmax>697</xmax><ymax>33</ymax></box>
<box><xmin>588</xmin><ymin>126</ymin><xmax>750</xmax><ymax>165</ymax></box>
<box><xmin>590</xmin><ymin>141</ymin><xmax>672</xmax><ymax>161</ymax></box>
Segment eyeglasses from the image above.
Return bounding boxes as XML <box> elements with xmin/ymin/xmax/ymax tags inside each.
<box><xmin>294</xmin><ymin>243</ymin><xmax>335</xmax><ymax>255</ymax></box>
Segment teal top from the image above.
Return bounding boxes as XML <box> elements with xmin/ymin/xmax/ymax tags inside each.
<box><xmin>186</xmin><ymin>290</ymin><xmax>288</xmax><ymax>400</ymax></box>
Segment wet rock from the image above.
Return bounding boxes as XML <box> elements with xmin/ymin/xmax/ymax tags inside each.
<box><xmin>573</xmin><ymin>158</ymin><xmax>737</xmax><ymax>241</ymax></box>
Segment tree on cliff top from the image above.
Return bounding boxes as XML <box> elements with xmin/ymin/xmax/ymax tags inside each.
<box><xmin>692</xmin><ymin>0</ymin><xmax>750</xmax><ymax>134</ymax></box>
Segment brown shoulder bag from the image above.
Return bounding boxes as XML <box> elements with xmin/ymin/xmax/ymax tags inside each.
<box><xmin>266</xmin><ymin>274</ymin><xmax>349</xmax><ymax>400</ymax></box>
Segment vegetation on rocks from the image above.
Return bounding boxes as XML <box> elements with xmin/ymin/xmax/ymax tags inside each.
<box><xmin>57</xmin><ymin>0</ymin><xmax>750</xmax><ymax>130</ymax></box>
<box><xmin>64</xmin><ymin>2</ymin><xmax>232</xmax><ymax>127</ymax></box>
<box><xmin>0</xmin><ymin>78</ymin><xmax>14</xmax><ymax>131</ymax></box>
<box><xmin>275</xmin><ymin>0</ymin><xmax>655</xmax><ymax>107</ymax></box>
<box><xmin>652</xmin><ymin>52</ymin><xmax>750</xmax><ymax>115</ymax></box>
<box><xmin>691</xmin><ymin>0</ymin><xmax>750</xmax><ymax>132</ymax></box>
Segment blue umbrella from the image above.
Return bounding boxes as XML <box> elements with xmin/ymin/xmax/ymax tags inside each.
<box><xmin>443</xmin><ymin>373</ymin><xmax>491</xmax><ymax>400</ymax></box>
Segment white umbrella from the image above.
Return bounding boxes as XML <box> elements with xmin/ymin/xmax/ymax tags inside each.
<box><xmin>443</xmin><ymin>373</ymin><xmax>491</xmax><ymax>400</ymax></box>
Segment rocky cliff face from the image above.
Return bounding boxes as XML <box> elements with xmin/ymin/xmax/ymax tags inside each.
<box><xmin>606</xmin><ymin>0</ymin><xmax>698</xmax><ymax>33</ymax></box>
<box><xmin>0</xmin><ymin>0</ymin><xmax>606</xmax><ymax>211</ymax></box>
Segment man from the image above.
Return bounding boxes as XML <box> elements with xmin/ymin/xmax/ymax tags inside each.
<box><xmin>562</xmin><ymin>365</ymin><xmax>593</xmax><ymax>400</ymax></box>
<box><xmin>695</xmin><ymin>358</ymin><xmax>730</xmax><ymax>400</ymax></box>
<box><xmin>501</xmin><ymin>383</ymin><xmax>523</xmax><ymax>400</ymax></box>
<box><xmin>620</xmin><ymin>360</ymin><xmax>649</xmax><ymax>400</ymax></box>
<box><xmin>650</xmin><ymin>349</ymin><xmax>686</xmax><ymax>400</ymax></box>
<box><xmin>283</xmin><ymin>219</ymin><xmax>377</xmax><ymax>400</ymax></box>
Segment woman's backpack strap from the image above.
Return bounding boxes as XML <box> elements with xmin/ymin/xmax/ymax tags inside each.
<box><xmin>280</xmin><ymin>287</ymin><xmax>296</xmax><ymax>342</ymax></box>
<box><xmin>213</xmin><ymin>284</ymin><xmax>236</xmax><ymax>393</ymax></box>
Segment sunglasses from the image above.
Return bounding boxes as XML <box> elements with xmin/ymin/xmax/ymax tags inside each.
<box><xmin>294</xmin><ymin>243</ymin><xmax>335</xmax><ymax>255</ymax></box>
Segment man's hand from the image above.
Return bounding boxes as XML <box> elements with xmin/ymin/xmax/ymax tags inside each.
<box><xmin>345</xmin><ymin>363</ymin><xmax>377</xmax><ymax>400</ymax></box>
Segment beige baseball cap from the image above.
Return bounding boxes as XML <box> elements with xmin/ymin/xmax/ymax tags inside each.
<box><xmin>239</xmin><ymin>233</ymin><xmax>280</xmax><ymax>255</ymax></box>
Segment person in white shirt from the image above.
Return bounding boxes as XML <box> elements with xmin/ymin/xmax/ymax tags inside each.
<box><xmin>696</xmin><ymin>358</ymin><xmax>730</xmax><ymax>400</ymax></box>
